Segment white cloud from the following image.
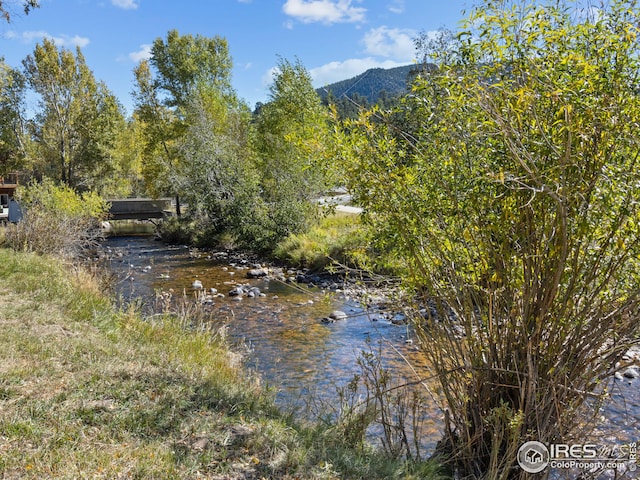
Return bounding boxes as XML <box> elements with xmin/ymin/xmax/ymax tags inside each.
<box><xmin>282</xmin><ymin>0</ymin><xmax>366</xmax><ymax>25</ymax></box>
<box><xmin>111</xmin><ymin>0</ymin><xmax>138</xmax><ymax>10</ymax></box>
<box><xmin>128</xmin><ymin>44</ymin><xmax>152</xmax><ymax>62</ymax></box>
<box><xmin>5</xmin><ymin>30</ymin><xmax>90</xmax><ymax>48</ymax></box>
<box><xmin>310</xmin><ymin>57</ymin><xmax>408</xmax><ymax>87</ymax></box>
<box><xmin>362</xmin><ymin>26</ymin><xmax>416</xmax><ymax>61</ymax></box>
<box><xmin>388</xmin><ymin>0</ymin><xmax>404</xmax><ymax>14</ymax></box>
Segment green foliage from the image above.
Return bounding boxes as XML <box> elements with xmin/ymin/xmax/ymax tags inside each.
<box><xmin>150</xmin><ymin>29</ymin><xmax>234</xmax><ymax>107</ymax></box>
<box><xmin>273</xmin><ymin>212</ymin><xmax>406</xmax><ymax>275</ymax></box>
<box><xmin>177</xmin><ymin>84</ymin><xmax>261</xmax><ymax>243</ymax></box>
<box><xmin>22</xmin><ymin>39</ymin><xmax>127</xmax><ymax>192</ymax></box>
<box><xmin>104</xmin><ymin>116</ymin><xmax>146</xmax><ymax>197</ymax></box>
<box><xmin>339</xmin><ymin>0</ymin><xmax>640</xmax><ymax>477</ymax></box>
<box><xmin>132</xmin><ymin>60</ymin><xmax>181</xmax><ymax>199</ymax></box>
<box><xmin>253</xmin><ymin>57</ymin><xmax>332</xmax><ymax>244</ymax></box>
<box><xmin>136</xmin><ymin>33</ymin><xmax>338</xmax><ymax>252</ymax></box>
<box><xmin>133</xmin><ymin>30</ymin><xmax>240</xmax><ymax>213</ymax></box>
<box><xmin>4</xmin><ymin>178</ymin><xmax>109</xmax><ymax>257</ymax></box>
<box><xmin>0</xmin><ymin>60</ymin><xmax>27</xmax><ymax>174</ymax></box>
<box><xmin>17</xmin><ymin>178</ymin><xmax>108</xmax><ymax>217</ymax></box>
<box><xmin>274</xmin><ymin>213</ymin><xmax>363</xmax><ymax>270</ymax></box>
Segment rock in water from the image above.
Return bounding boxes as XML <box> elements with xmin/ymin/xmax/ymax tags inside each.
<box><xmin>247</xmin><ymin>268</ymin><xmax>268</xmax><ymax>279</ymax></box>
<box><xmin>228</xmin><ymin>286</ymin><xmax>244</xmax><ymax>297</ymax></box>
<box><xmin>329</xmin><ymin>310</ymin><xmax>348</xmax><ymax>321</ymax></box>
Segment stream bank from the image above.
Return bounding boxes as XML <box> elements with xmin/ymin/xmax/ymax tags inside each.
<box><xmin>99</xmin><ymin>235</ymin><xmax>640</xmax><ymax>475</ymax></box>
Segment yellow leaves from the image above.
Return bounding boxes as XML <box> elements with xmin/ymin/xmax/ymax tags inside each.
<box><xmin>514</xmin><ymin>87</ymin><xmax>530</xmax><ymax>108</ymax></box>
<box><xmin>442</xmin><ymin>237</ymin><xmax>454</xmax><ymax>253</ymax></box>
<box><xmin>624</xmin><ymin>24</ymin><xmax>637</xmax><ymax>44</ymax></box>
<box><xmin>463</xmin><ymin>227</ymin><xmax>474</xmax><ymax>243</ymax></box>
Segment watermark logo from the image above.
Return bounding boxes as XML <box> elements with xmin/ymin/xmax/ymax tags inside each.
<box><xmin>517</xmin><ymin>441</ymin><xmax>550</xmax><ymax>473</ymax></box>
<box><xmin>517</xmin><ymin>441</ymin><xmax>637</xmax><ymax>474</ymax></box>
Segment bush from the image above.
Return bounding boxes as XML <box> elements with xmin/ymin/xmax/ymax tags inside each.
<box><xmin>339</xmin><ymin>1</ymin><xmax>640</xmax><ymax>478</ymax></box>
<box><xmin>4</xmin><ymin>179</ymin><xmax>109</xmax><ymax>258</ymax></box>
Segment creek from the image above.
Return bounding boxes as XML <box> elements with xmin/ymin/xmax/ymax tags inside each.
<box><xmin>100</xmin><ymin>235</ymin><xmax>640</xmax><ymax>464</ymax></box>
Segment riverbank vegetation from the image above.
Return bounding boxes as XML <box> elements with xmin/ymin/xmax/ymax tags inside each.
<box><xmin>274</xmin><ymin>212</ymin><xmax>407</xmax><ymax>277</ymax></box>
<box><xmin>0</xmin><ymin>245</ymin><xmax>446</xmax><ymax>479</ymax></box>
<box><xmin>3</xmin><ymin>179</ymin><xmax>109</xmax><ymax>257</ymax></box>
<box><xmin>2</xmin><ymin>0</ymin><xmax>640</xmax><ymax>478</ymax></box>
<box><xmin>337</xmin><ymin>1</ymin><xmax>640</xmax><ymax>478</ymax></box>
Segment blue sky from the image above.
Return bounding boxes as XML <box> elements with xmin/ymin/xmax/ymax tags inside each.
<box><xmin>1</xmin><ymin>0</ymin><xmax>472</xmax><ymax>114</ymax></box>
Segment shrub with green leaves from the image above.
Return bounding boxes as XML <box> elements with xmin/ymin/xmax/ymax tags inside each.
<box><xmin>4</xmin><ymin>178</ymin><xmax>109</xmax><ymax>258</ymax></box>
<box><xmin>337</xmin><ymin>0</ymin><xmax>640</xmax><ymax>478</ymax></box>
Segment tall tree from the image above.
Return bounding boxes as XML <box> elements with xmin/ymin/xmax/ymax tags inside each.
<box><xmin>253</xmin><ymin>57</ymin><xmax>331</xmax><ymax>242</ymax></box>
<box><xmin>133</xmin><ymin>30</ymin><xmax>235</xmax><ymax>214</ymax></box>
<box><xmin>339</xmin><ymin>0</ymin><xmax>640</xmax><ymax>477</ymax></box>
<box><xmin>178</xmin><ymin>84</ymin><xmax>262</xmax><ymax>245</ymax></box>
<box><xmin>150</xmin><ymin>29</ymin><xmax>233</xmax><ymax>107</ymax></box>
<box><xmin>0</xmin><ymin>59</ymin><xmax>27</xmax><ymax>175</ymax></box>
<box><xmin>23</xmin><ymin>39</ymin><xmax>126</xmax><ymax>191</ymax></box>
<box><xmin>132</xmin><ymin>59</ymin><xmax>178</xmax><ymax>200</ymax></box>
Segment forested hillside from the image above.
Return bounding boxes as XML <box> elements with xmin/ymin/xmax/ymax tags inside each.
<box><xmin>316</xmin><ymin>63</ymin><xmax>435</xmax><ymax>117</ymax></box>
<box><xmin>317</xmin><ymin>64</ymin><xmax>414</xmax><ymax>102</ymax></box>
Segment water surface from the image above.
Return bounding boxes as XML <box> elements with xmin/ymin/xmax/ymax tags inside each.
<box><xmin>102</xmin><ymin>235</ymin><xmax>639</xmax><ymax>465</ymax></box>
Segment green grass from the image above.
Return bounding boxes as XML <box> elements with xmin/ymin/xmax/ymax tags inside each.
<box><xmin>274</xmin><ymin>212</ymin><xmax>408</xmax><ymax>277</ymax></box>
<box><xmin>274</xmin><ymin>212</ymin><xmax>368</xmax><ymax>271</ymax></box>
<box><xmin>0</xmin><ymin>247</ymin><xmax>444</xmax><ymax>479</ymax></box>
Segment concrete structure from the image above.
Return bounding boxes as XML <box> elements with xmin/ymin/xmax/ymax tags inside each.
<box><xmin>107</xmin><ymin>198</ymin><xmax>173</xmax><ymax>221</ymax></box>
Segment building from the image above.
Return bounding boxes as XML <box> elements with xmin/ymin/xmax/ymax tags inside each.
<box><xmin>0</xmin><ymin>173</ymin><xmax>21</xmax><ymax>223</ymax></box>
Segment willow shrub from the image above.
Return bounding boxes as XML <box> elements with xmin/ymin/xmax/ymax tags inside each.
<box><xmin>337</xmin><ymin>1</ymin><xmax>640</xmax><ymax>478</ymax></box>
<box><xmin>4</xmin><ymin>178</ymin><xmax>109</xmax><ymax>258</ymax></box>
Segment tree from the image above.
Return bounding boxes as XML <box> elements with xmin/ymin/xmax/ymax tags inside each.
<box><xmin>23</xmin><ymin>39</ymin><xmax>126</xmax><ymax>192</ymax></box>
<box><xmin>338</xmin><ymin>0</ymin><xmax>640</xmax><ymax>477</ymax></box>
<box><xmin>253</xmin><ymin>57</ymin><xmax>331</xmax><ymax>243</ymax></box>
<box><xmin>107</xmin><ymin>115</ymin><xmax>146</xmax><ymax>197</ymax></box>
<box><xmin>78</xmin><ymin>86</ymin><xmax>135</xmax><ymax>196</ymax></box>
<box><xmin>133</xmin><ymin>30</ymin><xmax>235</xmax><ymax>215</ymax></box>
<box><xmin>132</xmin><ymin>59</ymin><xmax>180</xmax><ymax>201</ymax></box>
<box><xmin>0</xmin><ymin>0</ymin><xmax>38</xmax><ymax>23</ymax></box>
<box><xmin>176</xmin><ymin>83</ymin><xmax>262</xmax><ymax>246</ymax></box>
<box><xmin>150</xmin><ymin>29</ymin><xmax>233</xmax><ymax>107</ymax></box>
<box><xmin>0</xmin><ymin>59</ymin><xmax>27</xmax><ymax>175</ymax></box>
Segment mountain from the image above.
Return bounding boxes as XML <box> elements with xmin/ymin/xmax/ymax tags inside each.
<box><xmin>316</xmin><ymin>64</ymin><xmax>421</xmax><ymax>105</ymax></box>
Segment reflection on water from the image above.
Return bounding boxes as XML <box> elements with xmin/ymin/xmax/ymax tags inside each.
<box><xmin>102</xmin><ymin>236</ymin><xmax>639</xmax><ymax>463</ymax></box>
<box><xmin>103</xmin><ymin>236</ymin><xmax>444</xmax><ymax>450</ymax></box>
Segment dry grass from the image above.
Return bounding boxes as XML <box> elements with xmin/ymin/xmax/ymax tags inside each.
<box><xmin>0</xmin><ymin>249</ymin><xmax>291</xmax><ymax>478</ymax></box>
<box><xmin>0</xmin><ymin>248</ymin><xmax>444</xmax><ymax>479</ymax></box>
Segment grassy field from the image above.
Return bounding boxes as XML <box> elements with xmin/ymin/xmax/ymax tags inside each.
<box><xmin>0</xmin><ymin>246</ymin><xmax>443</xmax><ymax>479</ymax></box>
